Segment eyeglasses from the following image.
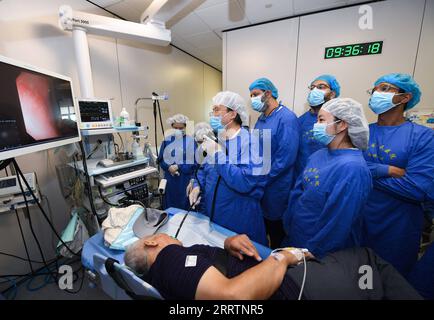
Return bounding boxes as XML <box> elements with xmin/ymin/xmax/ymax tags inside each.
<box><xmin>308</xmin><ymin>84</ymin><xmax>330</xmax><ymax>91</ymax></box>
<box><xmin>366</xmin><ymin>84</ymin><xmax>404</xmax><ymax>95</ymax></box>
<box><xmin>209</xmin><ymin>106</ymin><xmax>228</xmax><ymax>117</ymax></box>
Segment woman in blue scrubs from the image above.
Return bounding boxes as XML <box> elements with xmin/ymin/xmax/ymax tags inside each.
<box><xmin>296</xmin><ymin>75</ymin><xmax>341</xmax><ymax>175</ymax></box>
<box><xmin>362</xmin><ymin>73</ymin><xmax>434</xmax><ymax>277</ymax></box>
<box><xmin>188</xmin><ymin>91</ymin><xmax>268</xmax><ymax>245</ymax></box>
<box><xmin>282</xmin><ymin>98</ymin><xmax>372</xmax><ymax>258</ymax></box>
<box><xmin>158</xmin><ymin>114</ymin><xmax>197</xmax><ymax>210</ymax></box>
<box><xmin>248</xmin><ymin>78</ymin><xmax>300</xmax><ymax>248</ymax></box>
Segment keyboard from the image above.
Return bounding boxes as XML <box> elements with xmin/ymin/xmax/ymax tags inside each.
<box><xmin>95</xmin><ymin>165</ymin><xmax>158</xmax><ymax>188</ymax></box>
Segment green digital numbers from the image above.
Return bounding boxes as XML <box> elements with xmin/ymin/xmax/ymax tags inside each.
<box><xmin>351</xmin><ymin>45</ymin><xmax>361</xmax><ymax>55</ymax></box>
<box><xmin>324</xmin><ymin>41</ymin><xmax>383</xmax><ymax>59</ymax></box>
<box><xmin>325</xmin><ymin>48</ymin><xmax>334</xmax><ymax>58</ymax></box>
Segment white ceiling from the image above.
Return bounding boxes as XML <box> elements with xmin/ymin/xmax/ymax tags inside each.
<box><xmin>89</xmin><ymin>0</ymin><xmax>373</xmax><ymax>70</ymax></box>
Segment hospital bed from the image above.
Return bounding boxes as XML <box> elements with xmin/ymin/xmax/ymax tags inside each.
<box><xmin>81</xmin><ymin>207</ymin><xmax>272</xmax><ymax>300</ymax></box>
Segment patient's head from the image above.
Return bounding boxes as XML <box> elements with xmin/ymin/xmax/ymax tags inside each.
<box><xmin>124</xmin><ymin>233</ymin><xmax>182</xmax><ymax>275</ymax></box>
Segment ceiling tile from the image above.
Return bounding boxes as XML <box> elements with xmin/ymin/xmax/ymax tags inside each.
<box><xmin>197</xmin><ymin>0</ymin><xmax>229</xmax><ymax>10</ymax></box>
<box><xmin>183</xmin><ymin>31</ymin><xmax>222</xmax><ymax>49</ymax></box>
<box><xmin>195</xmin><ymin>0</ymin><xmax>251</xmax><ymax>30</ymax></box>
<box><xmin>239</xmin><ymin>0</ymin><xmax>294</xmax><ymax>24</ymax></box>
<box><xmin>293</xmin><ymin>0</ymin><xmax>347</xmax><ymax>14</ymax></box>
<box><xmin>171</xmin><ymin>12</ymin><xmax>212</xmax><ymax>37</ymax></box>
<box><xmin>106</xmin><ymin>0</ymin><xmax>152</xmax><ymax>21</ymax></box>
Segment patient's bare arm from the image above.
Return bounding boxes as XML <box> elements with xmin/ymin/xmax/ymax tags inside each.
<box><xmin>195</xmin><ymin>235</ymin><xmax>303</xmax><ymax>300</ymax></box>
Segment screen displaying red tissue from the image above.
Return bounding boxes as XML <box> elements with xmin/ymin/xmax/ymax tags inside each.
<box><xmin>16</xmin><ymin>72</ymin><xmax>61</xmax><ymax>140</ymax></box>
<box><xmin>0</xmin><ymin>60</ymin><xmax>79</xmax><ymax>158</ymax></box>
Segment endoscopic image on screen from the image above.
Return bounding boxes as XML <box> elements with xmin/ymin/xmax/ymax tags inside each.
<box><xmin>0</xmin><ymin>61</ymin><xmax>79</xmax><ymax>154</ymax></box>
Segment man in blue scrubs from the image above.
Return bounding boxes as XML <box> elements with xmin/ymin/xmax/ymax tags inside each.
<box><xmin>282</xmin><ymin>98</ymin><xmax>372</xmax><ymax>258</ymax></box>
<box><xmin>188</xmin><ymin>91</ymin><xmax>268</xmax><ymax>245</ymax></box>
<box><xmin>249</xmin><ymin>78</ymin><xmax>300</xmax><ymax>248</ymax></box>
<box><xmin>296</xmin><ymin>75</ymin><xmax>341</xmax><ymax>175</ymax></box>
<box><xmin>362</xmin><ymin>73</ymin><xmax>434</xmax><ymax>277</ymax></box>
<box><xmin>158</xmin><ymin>114</ymin><xmax>197</xmax><ymax>210</ymax></box>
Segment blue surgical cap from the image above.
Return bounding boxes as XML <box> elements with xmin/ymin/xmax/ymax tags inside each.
<box><xmin>249</xmin><ymin>78</ymin><xmax>279</xmax><ymax>99</ymax></box>
<box><xmin>374</xmin><ymin>73</ymin><xmax>421</xmax><ymax>110</ymax></box>
<box><xmin>312</xmin><ymin>74</ymin><xmax>341</xmax><ymax>97</ymax></box>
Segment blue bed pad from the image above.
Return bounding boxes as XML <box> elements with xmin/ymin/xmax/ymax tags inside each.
<box><xmin>82</xmin><ymin>207</ymin><xmax>272</xmax><ymax>272</ymax></box>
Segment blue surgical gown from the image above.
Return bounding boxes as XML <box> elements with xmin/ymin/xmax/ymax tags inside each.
<box><xmin>254</xmin><ymin>104</ymin><xmax>300</xmax><ymax>221</ymax></box>
<box><xmin>407</xmin><ymin>243</ymin><xmax>434</xmax><ymax>300</ymax></box>
<box><xmin>158</xmin><ymin>134</ymin><xmax>197</xmax><ymax>210</ymax></box>
<box><xmin>362</xmin><ymin>121</ymin><xmax>434</xmax><ymax>276</ymax></box>
<box><xmin>282</xmin><ymin>148</ymin><xmax>372</xmax><ymax>258</ymax></box>
<box><xmin>295</xmin><ymin>110</ymin><xmax>324</xmax><ymax>175</ymax></box>
<box><xmin>195</xmin><ymin>128</ymin><xmax>268</xmax><ymax>245</ymax></box>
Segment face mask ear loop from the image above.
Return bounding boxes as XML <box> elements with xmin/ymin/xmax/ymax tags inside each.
<box><xmin>330</xmin><ymin>119</ymin><xmax>343</xmax><ymax>136</ymax></box>
<box><xmin>221</xmin><ymin>111</ymin><xmax>235</xmax><ymax>129</ymax></box>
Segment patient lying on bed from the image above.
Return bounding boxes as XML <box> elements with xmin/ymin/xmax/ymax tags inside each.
<box><xmin>124</xmin><ymin>233</ymin><xmax>422</xmax><ymax>300</ymax></box>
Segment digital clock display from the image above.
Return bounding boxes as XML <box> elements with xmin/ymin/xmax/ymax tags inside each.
<box><xmin>324</xmin><ymin>41</ymin><xmax>383</xmax><ymax>59</ymax></box>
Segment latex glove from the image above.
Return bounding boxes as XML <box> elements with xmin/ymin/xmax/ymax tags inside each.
<box><xmin>168</xmin><ymin>164</ymin><xmax>179</xmax><ymax>176</ymax></box>
<box><xmin>189</xmin><ymin>186</ymin><xmax>201</xmax><ymax>208</ymax></box>
<box><xmin>201</xmin><ymin>139</ymin><xmax>222</xmax><ymax>157</ymax></box>
<box><xmin>186</xmin><ymin>179</ymin><xmax>194</xmax><ymax>197</ymax></box>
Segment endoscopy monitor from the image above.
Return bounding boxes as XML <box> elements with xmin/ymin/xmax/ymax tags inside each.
<box><xmin>0</xmin><ymin>55</ymin><xmax>81</xmax><ymax>161</ymax></box>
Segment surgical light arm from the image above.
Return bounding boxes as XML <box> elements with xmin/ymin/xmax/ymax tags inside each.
<box><xmin>59</xmin><ymin>5</ymin><xmax>171</xmax><ymax>46</ymax></box>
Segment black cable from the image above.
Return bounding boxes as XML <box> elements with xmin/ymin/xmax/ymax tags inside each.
<box><xmin>209</xmin><ymin>138</ymin><xmax>226</xmax><ymax>224</ymax></box>
<box><xmin>209</xmin><ymin>176</ymin><xmax>221</xmax><ymax>223</ymax></box>
<box><xmin>98</xmin><ymin>186</ymin><xmax>121</xmax><ymax>207</ymax></box>
<box><xmin>153</xmin><ymin>100</ymin><xmax>159</xmax><ymax>158</ymax></box>
<box><xmin>157</xmin><ymin>100</ymin><xmax>165</xmax><ymax>137</ymax></box>
<box><xmin>14</xmin><ymin>163</ymin><xmax>53</xmax><ymax>282</ymax></box>
<box><xmin>174</xmin><ymin>203</ymin><xmax>196</xmax><ymax>239</ymax></box>
<box><xmin>0</xmin><ymin>256</ymin><xmax>77</xmax><ymax>294</ymax></box>
<box><xmin>14</xmin><ymin>209</ymin><xmax>35</xmax><ymax>274</ymax></box>
<box><xmin>117</xmin><ymin>133</ymin><xmax>124</xmax><ymax>152</ymax></box>
<box><xmin>194</xmin><ymin>166</ymin><xmax>203</xmax><ymax>190</ymax></box>
<box><xmin>64</xmin><ymin>267</ymin><xmax>85</xmax><ymax>294</ymax></box>
<box><xmin>11</xmin><ymin>159</ymin><xmax>80</xmax><ymax>257</ymax></box>
<box><xmin>0</xmin><ymin>159</ymin><xmax>12</xmax><ymax>171</ymax></box>
<box><xmin>78</xmin><ymin>141</ymin><xmax>99</xmax><ymax>219</ymax></box>
<box><xmin>0</xmin><ymin>272</ymin><xmax>53</xmax><ymax>279</ymax></box>
<box><xmin>114</xmin><ymin>143</ymin><xmax>120</xmax><ymax>155</ymax></box>
<box><xmin>0</xmin><ymin>251</ymin><xmax>57</xmax><ymax>265</ymax></box>
<box><xmin>86</xmin><ymin>139</ymin><xmax>103</xmax><ymax>159</ymax></box>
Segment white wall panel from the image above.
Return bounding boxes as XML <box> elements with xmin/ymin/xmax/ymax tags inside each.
<box><xmin>414</xmin><ymin>0</ymin><xmax>434</xmax><ymax>110</ymax></box>
<box><xmin>225</xmin><ymin>18</ymin><xmax>299</xmax><ymax>126</ymax></box>
<box><xmin>294</xmin><ymin>0</ymin><xmax>425</xmax><ymax>121</ymax></box>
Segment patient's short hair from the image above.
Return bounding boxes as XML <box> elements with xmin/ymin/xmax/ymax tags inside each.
<box><xmin>124</xmin><ymin>240</ymin><xmax>149</xmax><ymax>275</ymax></box>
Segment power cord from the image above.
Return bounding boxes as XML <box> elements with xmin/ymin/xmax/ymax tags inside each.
<box><xmin>117</xmin><ymin>133</ymin><xmax>124</xmax><ymax>152</ymax></box>
<box><xmin>0</xmin><ymin>255</ymin><xmax>78</xmax><ymax>298</ymax></box>
<box><xmin>98</xmin><ymin>186</ymin><xmax>121</xmax><ymax>207</ymax></box>
<box><xmin>78</xmin><ymin>141</ymin><xmax>99</xmax><ymax>219</ymax></box>
<box><xmin>11</xmin><ymin>159</ymin><xmax>80</xmax><ymax>257</ymax></box>
<box><xmin>14</xmin><ymin>164</ymin><xmax>53</xmax><ymax>282</ymax></box>
<box><xmin>86</xmin><ymin>139</ymin><xmax>103</xmax><ymax>159</ymax></box>
<box><xmin>0</xmin><ymin>251</ymin><xmax>57</xmax><ymax>264</ymax></box>
<box><xmin>14</xmin><ymin>209</ymin><xmax>35</xmax><ymax>274</ymax></box>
